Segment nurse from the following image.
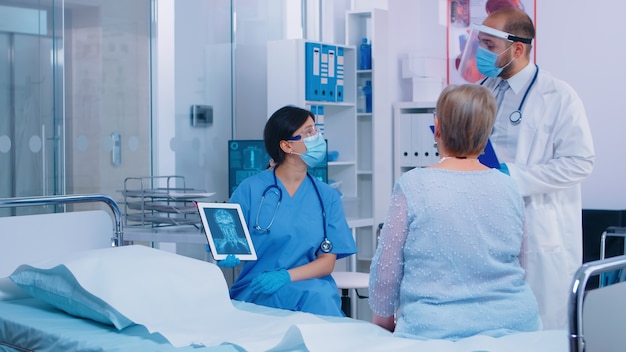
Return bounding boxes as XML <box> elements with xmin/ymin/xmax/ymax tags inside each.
<box><xmin>225</xmin><ymin>105</ymin><xmax>357</xmax><ymax>316</ymax></box>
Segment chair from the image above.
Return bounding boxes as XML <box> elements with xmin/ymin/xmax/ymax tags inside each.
<box><xmin>331</xmin><ymin>223</ymin><xmax>381</xmax><ymax>318</ymax></box>
<box><xmin>331</xmin><ymin>271</ymin><xmax>369</xmax><ymax>318</ymax></box>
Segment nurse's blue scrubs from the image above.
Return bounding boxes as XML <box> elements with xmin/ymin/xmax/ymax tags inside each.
<box><xmin>229</xmin><ymin>170</ymin><xmax>357</xmax><ymax>316</ymax></box>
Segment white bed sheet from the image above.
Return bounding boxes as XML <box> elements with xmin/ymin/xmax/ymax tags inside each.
<box><xmin>0</xmin><ymin>296</ymin><xmax>569</xmax><ymax>352</ymax></box>
<box><xmin>2</xmin><ymin>245</ymin><xmax>569</xmax><ymax>352</ymax></box>
<box><xmin>0</xmin><ymin>297</ymin><xmax>239</xmax><ymax>352</ymax></box>
<box><xmin>4</xmin><ymin>245</ymin><xmax>329</xmax><ymax>351</ymax></box>
<box><xmin>282</xmin><ymin>325</ymin><xmax>568</xmax><ymax>352</ymax></box>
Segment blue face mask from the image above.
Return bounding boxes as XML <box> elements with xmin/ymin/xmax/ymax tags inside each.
<box><xmin>475</xmin><ymin>45</ymin><xmax>513</xmax><ymax>78</ymax></box>
<box><xmin>294</xmin><ymin>133</ymin><xmax>327</xmax><ymax>167</ymax></box>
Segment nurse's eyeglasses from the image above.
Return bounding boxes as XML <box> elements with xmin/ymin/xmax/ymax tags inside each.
<box><xmin>287</xmin><ymin>126</ymin><xmax>320</xmax><ymax>142</ymax></box>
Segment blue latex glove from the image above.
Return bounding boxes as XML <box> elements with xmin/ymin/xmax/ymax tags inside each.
<box><xmin>217</xmin><ymin>254</ymin><xmax>240</xmax><ymax>268</ymax></box>
<box><xmin>498</xmin><ymin>162</ymin><xmax>510</xmax><ymax>175</ymax></box>
<box><xmin>249</xmin><ymin>269</ymin><xmax>291</xmax><ymax>295</ymax></box>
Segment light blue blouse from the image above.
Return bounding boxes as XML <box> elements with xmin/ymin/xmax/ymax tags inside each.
<box><xmin>229</xmin><ymin>169</ymin><xmax>357</xmax><ymax>316</ymax></box>
<box><xmin>369</xmin><ymin>167</ymin><xmax>541</xmax><ymax>340</ymax></box>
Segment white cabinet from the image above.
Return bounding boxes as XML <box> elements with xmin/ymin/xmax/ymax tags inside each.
<box><xmin>344</xmin><ymin>9</ymin><xmax>390</xmax><ymax>269</ymax></box>
<box><xmin>266</xmin><ymin>39</ymin><xmax>369</xmax><ymax>225</ymax></box>
<box><xmin>266</xmin><ymin>11</ymin><xmax>390</xmax><ymax>319</ymax></box>
<box><xmin>393</xmin><ymin>101</ymin><xmax>438</xmax><ymax>181</ymax></box>
<box><xmin>344</xmin><ymin>9</ymin><xmax>390</xmax><ymax>321</ymax></box>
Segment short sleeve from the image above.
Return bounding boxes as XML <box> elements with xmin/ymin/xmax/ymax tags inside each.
<box><xmin>322</xmin><ymin>184</ymin><xmax>356</xmax><ymax>260</ymax></box>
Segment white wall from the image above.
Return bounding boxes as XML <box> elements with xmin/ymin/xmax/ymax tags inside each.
<box><xmin>156</xmin><ymin>0</ymin><xmax>233</xmax><ymax>203</ymax></box>
<box><xmin>158</xmin><ymin>1</ymin><xmax>625</xmax><ymax>210</ymax></box>
<box><xmin>534</xmin><ymin>2</ymin><xmax>625</xmax><ymax>210</ymax></box>
<box><xmin>384</xmin><ymin>0</ymin><xmax>625</xmax><ymax>210</ymax></box>
<box><xmin>387</xmin><ymin>1</ymin><xmax>446</xmax><ymax>103</ymax></box>
<box><xmin>174</xmin><ymin>0</ymin><xmax>232</xmax><ymax>202</ymax></box>
<box><xmin>156</xmin><ymin>0</ymin><xmax>176</xmax><ymax>179</ymax></box>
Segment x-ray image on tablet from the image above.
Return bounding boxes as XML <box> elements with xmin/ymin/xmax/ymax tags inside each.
<box><xmin>197</xmin><ymin>202</ymin><xmax>257</xmax><ymax>261</ymax></box>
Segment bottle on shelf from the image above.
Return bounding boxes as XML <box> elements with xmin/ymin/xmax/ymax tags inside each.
<box><xmin>357</xmin><ymin>83</ymin><xmax>366</xmax><ymax>113</ymax></box>
<box><xmin>363</xmin><ymin>80</ymin><xmax>372</xmax><ymax>113</ymax></box>
<box><xmin>359</xmin><ymin>38</ymin><xmax>372</xmax><ymax>70</ymax></box>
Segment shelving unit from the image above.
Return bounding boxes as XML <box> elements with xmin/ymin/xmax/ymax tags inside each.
<box><xmin>267</xmin><ymin>39</ymin><xmax>360</xmax><ymax>213</ymax></box>
<box><xmin>393</xmin><ymin>101</ymin><xmax>438</xmax><ymax>181</ymax></box>
<box><xmin>267</xmin><ymin>17</ymin><xmax>390</xmax><ymax>318</ymax></box>
<box><xmin>345</xmin><ymin>9</ymin><xmax>390</xmax><ymax>270</ymax></box>
<box><xmin>267</xmin><ymin>38</ymin><xmax>375</xmax><ymax>267</ymax></box>
<box><xmin>343</xmin><ymin>8</ymin><xmax>391</xmax><ymax>320</ymax></box>
<box><xmin>120</xmin><ymin>176</ymin><xmax>215</xmax><ymax>228</ymax></box>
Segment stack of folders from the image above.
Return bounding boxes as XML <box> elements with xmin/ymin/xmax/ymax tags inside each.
<box><xmin>305</xmin><ymin>42</ymin><xmax>345</xmax><ymax>103</ymax></box>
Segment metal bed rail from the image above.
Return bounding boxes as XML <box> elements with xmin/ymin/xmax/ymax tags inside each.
<box><xmin>0</xmin><ymin>194</ymin><xmax>123</xmax><ymax>246</ymax></box>
<box><xmin>568</xmin><ymin>254</ymin><xmax>626</xmax><ymax>352</ymax></box>
<box><xmin>600</xmin><ymin>226</ymin><xmax>626</xmax><ymax>260</ymax></box>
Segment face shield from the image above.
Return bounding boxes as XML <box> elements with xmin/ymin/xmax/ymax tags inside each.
<box><xmin>457</xmin><ymin>24</ymin><xmax>532</xmax><ymax>83</ymax></box>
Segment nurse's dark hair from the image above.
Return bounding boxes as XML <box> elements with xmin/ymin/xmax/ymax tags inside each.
<box><xmin>435</xmin><ymin>84</ymin><xmax>496</xmax><ymax>157</ymax></box>
<box><xmin>264</xmin><ymin>105</ymin><xmax>315</xmax><ymax>166</ymax></box>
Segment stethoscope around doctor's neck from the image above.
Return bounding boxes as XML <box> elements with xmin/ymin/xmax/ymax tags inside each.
<box><xmin>253</xmin><ymin>169</ymin><xmax>332</xmax><ymax>254</ymax></box>
<box><xmin>480</xmin><ymin>64</ymin><xmax>539</xmax><ymax>125</ymax></box>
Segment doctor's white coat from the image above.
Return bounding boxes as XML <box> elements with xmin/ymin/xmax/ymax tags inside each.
<box><xmin>486</xmin><ymin>68</ymin><xmax>595</xmax><ymax>330</ymax></box>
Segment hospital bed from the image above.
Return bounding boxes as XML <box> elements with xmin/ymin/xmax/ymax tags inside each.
<box><xmin>0</xmin><ymin>194</ymin><xmax>583</xmax><ymax>352</ymax></box>
<box><xmin>569</xmin><ymin>254</ymin><xmax>626</xmax><ymax>352</ymax></box>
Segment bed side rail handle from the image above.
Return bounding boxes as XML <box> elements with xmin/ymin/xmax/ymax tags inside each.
<box><xmin>0</xmin><ymin>194</ymin><xmax>123</xmax><ymax>246</ymax></box>
<box><xmin>568</xmin><ymin>254</ymin><xmax>626</xmax><ymax>352</ymax></box>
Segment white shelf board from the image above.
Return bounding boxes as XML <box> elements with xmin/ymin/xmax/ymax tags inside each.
<box><xmin>329</xmin><ymin>160</ymin><xmax>356</xmax><ymax>167</ymax></box>
<box><xmin>347</xmin><ymin>217</ymin><xmax>374</xmax><ymax>228</ymax></box>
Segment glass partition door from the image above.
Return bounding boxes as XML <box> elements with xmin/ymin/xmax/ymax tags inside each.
<box><xmin>0</xmin><ymin>2</ymin><xmax>63</xmax><ymax>215</ymax></box>
<box><xmin>0</xmin><ymin>0</ymin><xmax>153</xmax><ymax>216</ymax></box>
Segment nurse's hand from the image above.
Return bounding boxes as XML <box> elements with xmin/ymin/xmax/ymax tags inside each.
<box><xmin>249</xmin><ymin>269</ymin><xmax>291</xmax><ymax>294</ymax></box>
<box><xmin>217</xmin><ymin>254</ymin><xmax>241</xmax><ymax>268</ymax></box>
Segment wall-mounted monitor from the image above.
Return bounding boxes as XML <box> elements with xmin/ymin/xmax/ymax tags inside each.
<box><xmin>227</xmin><ymin>140</ymin><xmax>327</xmax><ymax>197</ymax></box>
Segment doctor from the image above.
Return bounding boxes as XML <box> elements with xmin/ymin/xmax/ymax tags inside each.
<box><xmin>472</xmin><ymin>8</ymin><xmax>595</xmax><ymax>329</ymax></box>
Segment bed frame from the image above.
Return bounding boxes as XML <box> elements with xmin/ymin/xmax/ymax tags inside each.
<box><xmin>0</xmin><ymin>193</ymin><xmax>122</xmax><ymax>241</ymax></box>
<box><xmin>568</xmin><ymin>254</ymin><xmax>626</xmax><ymax>352</ymax></box>
<box><xmin>0</xmin><ymin>194</ymin><xmax>123</xmax><ymax>278</ymax></box>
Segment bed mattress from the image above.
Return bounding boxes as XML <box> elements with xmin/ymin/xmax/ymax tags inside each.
<box><xmin>0</xmin><ymin>297</ymin><xmax>569</xmax><ymax>352</ymax></box>
<box><xmin>0</xmin><ymin>297</ymin><xmax>243</xmax><ymax>352</ymax></box>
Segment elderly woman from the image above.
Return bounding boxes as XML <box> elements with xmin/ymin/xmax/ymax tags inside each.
<box><xmin>369</xmin><ymin>84</ymin><xmax>541</xmax><ymax>340</ymax></box>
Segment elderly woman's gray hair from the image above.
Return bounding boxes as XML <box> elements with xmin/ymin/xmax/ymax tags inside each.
<box><xmin>435</xmin><ymin>84</ymin><xmax>497</xmax><ymax>157</ymax></box>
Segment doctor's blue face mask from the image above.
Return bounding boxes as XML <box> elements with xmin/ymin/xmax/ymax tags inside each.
<box><xmin>289</xmin><ymin>132</ymin><xmax>327</xmax><ymax>167</ymax></box>
<box><xmin>476</xmin><ymin>45</ymin><xmax>514</xmax><ymax>78</ymax></box>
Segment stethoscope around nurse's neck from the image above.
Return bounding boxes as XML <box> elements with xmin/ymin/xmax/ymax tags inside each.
<box><xmin>253</xmin><ymin>169</ymin><xmax>332</xmax><ymax>254</ymax></box>
<box><xmin>481</xmin><ymin>64</ymin><xmax>539</xmax><ymax>125</ymax></box>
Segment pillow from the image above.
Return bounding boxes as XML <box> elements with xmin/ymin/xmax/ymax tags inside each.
<box><xmin>0</xmin><ymin>276</ymin><xmax>30</xmax><ymax>301</ymax></box>
<box><xmin>8</xmin><ymin>244</ymin><xmax>235</xmax><ymax>342</ymax></box>
<box><xmin>10</xmin><ymin>264</ymin><xmax>133</xmax><ymax>329</ymax></box>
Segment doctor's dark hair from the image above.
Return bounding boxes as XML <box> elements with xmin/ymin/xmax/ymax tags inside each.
<box><xmin>435</xmin><ymin>84</ymin><xmax>496</xmax><ymax>157</ymax></box>
<box><xmin>264</xmin><ymin>105</ymin><xmax>315</xmax><ymax>166</ymax></box>
<box><xmin>492</xmin><ymin>8</ymin><xmax>535</xmax><ymax>52</ymax></box>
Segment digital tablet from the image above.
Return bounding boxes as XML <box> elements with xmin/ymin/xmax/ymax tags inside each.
<box><xmin>430</xmin><ymin>125</ymin><xmax>500</xmax><ymax>168</ymax></box>
<box><xmin>196</xmin><ymin>202</ymin><xmax>257</xmax><ymax>261</ymax></box>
